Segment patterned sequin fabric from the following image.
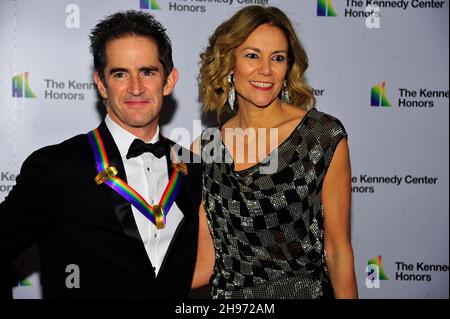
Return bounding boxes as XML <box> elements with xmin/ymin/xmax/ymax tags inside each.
<box><xmin>201</xmin><ymin>108</ymin><xmax>347</xmax><ymax>299</ymax></box>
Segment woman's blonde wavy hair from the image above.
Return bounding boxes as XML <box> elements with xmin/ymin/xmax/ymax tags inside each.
<box><xmin>199</xmin><ymin>5</ymin><xmax>316</xmax><ymax>116</ymax></box>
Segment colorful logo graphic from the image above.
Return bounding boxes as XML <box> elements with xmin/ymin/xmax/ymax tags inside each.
<box><xmin>12</xmin><ymin>71</ymin><xmax>36</xmax><ymax>98</ymax></box>
<box><xmin>366</xmin><ymin>255</ymin><xmax>389</xmax><ymax>288</ymax></box>
<box><xmin>18</xmin><ymin>278</ymin><xmax>33</xmax><ymax>287</ymax></box>
<box><xmin>371</xmin><ymin>81</ymin><xmax>391</xmax><ymax>107</ymax></box>
<box><xmin>317</xmin><ymin>0</ymin><xmax>337</xmax><ymax>17</ymax></box>
<box><xmin>140</xmin><ymin>0</ymin><xmax>161</xmax><ymax>10</ymax></box>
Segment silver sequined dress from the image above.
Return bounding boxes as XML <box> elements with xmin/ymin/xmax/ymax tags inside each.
<box><xmin>201</xmin><ymin>108</ymin><xmax>347</xmax><ymax>299</ymax></box>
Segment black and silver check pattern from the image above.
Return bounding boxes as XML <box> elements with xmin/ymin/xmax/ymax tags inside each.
<box><xmin>201</xmin><ymin>108</ymin><xmax>347</xmax><ymax>299</ymax></box>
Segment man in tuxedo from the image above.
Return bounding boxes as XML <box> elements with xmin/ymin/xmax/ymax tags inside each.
<box><xmin>0</xmin><ymin>11</ymin><xmax>201</xmax><ymax>298</ymax></box>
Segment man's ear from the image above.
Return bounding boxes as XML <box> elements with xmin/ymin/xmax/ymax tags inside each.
<box><xmin>93</xmin><ymin>71</ymin><xmax>108</xmax><ymax>99</ymax></box>
<box><xmin>163</xmin><ymin>67</ymin><xmax>179</xmax><ymax>96</ymax></box>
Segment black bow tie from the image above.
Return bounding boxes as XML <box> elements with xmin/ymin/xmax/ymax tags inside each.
<box><xmin>126</xmin><ymin>139</ymin><xmax>167</xmax><ymax>159</ymax></box>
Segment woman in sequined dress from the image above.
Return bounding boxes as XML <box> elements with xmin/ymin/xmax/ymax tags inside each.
<box><xmin>191</xmin><ymin>6</ymin><xmax>358</xmax><ymax>299</ymax></box>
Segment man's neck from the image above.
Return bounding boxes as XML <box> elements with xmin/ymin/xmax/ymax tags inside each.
<box><xmin>107</xmin><ymin>115</ymin><xmax>159</xmax><ymax>142</ymax></box>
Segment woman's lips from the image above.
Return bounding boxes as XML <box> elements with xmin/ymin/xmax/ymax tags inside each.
<box><xmin>250</xmin><ymin>81</ymin><xmax>274</xmax><ymax>91</ymax></box>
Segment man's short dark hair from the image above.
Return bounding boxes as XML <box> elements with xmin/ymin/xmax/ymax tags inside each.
<box><xmin>89</xmin><ymin>10</ymin><xmax>174</xmax><ymax>81</ymax></box>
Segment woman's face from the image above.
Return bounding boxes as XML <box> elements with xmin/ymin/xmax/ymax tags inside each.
<box><xmin>232</xmin><ymin>23</ymin><xmax>289</xmax><ymax>110</ymax></box>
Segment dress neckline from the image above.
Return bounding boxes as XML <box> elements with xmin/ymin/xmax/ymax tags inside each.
<box><xmin>220</xmin><ymin>108</ymin><xmax>316</xmax><ymax>175</ymax></box>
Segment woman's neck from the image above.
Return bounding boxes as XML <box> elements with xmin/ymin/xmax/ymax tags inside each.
<box><xmin>233</xmin><ymin>99</ymin><xmax>285</xmax><ymax>129</ymax></box>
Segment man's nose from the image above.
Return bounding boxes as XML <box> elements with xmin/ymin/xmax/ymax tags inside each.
<box><xmin>128</xmin><ymin>75</ymin><xmax>144</xmax><ymax>95</ymax></box>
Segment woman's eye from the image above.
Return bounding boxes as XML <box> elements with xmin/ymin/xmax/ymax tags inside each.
<box><xmin>246</xmin><ymin>53</ymin><xmax>259</xmax><ymax>59</ymax></box>
<box><xmin>273</xmin><ymin>55</ymin><xmax>286</xmax><ymax>62</ymax></box>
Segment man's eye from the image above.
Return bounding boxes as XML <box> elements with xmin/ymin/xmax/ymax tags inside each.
<box><xmin>113</xmin><ymin>72</ymin><xmax>125</xmax><ymax>78</ymax></box>
<box><xmin>142</xmin><ymin>70</ymin><xmax>156</xmax><ymax>76</ymax></box>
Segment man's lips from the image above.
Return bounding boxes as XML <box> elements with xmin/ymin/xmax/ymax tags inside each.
<box><xmin>124</xmin><ymin>100</ymin><xmax>149</xmax><ymax>106</ymax></box>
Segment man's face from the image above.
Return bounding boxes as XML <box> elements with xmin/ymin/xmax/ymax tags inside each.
<box><xmin>94</xmin><ymin>35</ymin><xmax>177</xmax><ymax>136</ymax></box>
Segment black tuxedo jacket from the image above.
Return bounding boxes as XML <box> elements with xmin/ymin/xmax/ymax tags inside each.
<box><xmin>0</xmin><ymin>122</ymin><xmax>202</xmax><ymax>298</ymax></box>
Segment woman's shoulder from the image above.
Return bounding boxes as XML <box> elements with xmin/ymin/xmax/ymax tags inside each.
<box><xmin>305</xmin><ymin>107</ymin><xmax>347</xmax><ymax>135</ymax></box>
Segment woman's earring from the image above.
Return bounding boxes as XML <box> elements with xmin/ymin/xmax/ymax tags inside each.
<box><xmin>281</xmin><ymin>80</ymin><xmax>290</xmax><ymax>104</ymax></box>
<box><xmin>227</xmin><ymin>73</ymin><xmax>235</xmax><ymax>111</ymax></box>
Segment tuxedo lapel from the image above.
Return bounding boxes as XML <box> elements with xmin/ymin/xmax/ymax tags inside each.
<box><xmin>157</xmin><ymin>137</ymin><xmax>197</xmax><ymax>277</ymax></box>
<box><xmin>96</xmin><ymin>122</ymin><xmax>143</xmax><ymax>244</ymax></box>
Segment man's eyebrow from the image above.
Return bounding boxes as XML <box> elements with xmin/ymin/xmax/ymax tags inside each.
<box><xmin>139</xmin><ymin>66</ymin><xmax>160</xmax><ymax>72</ymax></box>
<box><xmin>109</xmin><ymin>67</ymin><xmax>128</xmax><ymax>75</ymax></box>
<box><xmin>108</xmin><ymin>66</ymin><xmax>160</xmax><ymax>74</ymax></box>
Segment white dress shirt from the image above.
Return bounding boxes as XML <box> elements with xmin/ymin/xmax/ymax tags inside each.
<box><xmin>105</xmin><ymin>115</ymin><xmax>183</xmax><ymax>275</ymax></box>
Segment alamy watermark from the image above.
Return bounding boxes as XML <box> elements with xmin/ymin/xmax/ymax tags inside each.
<box><xmin>168</xmin><ymin>121</ymin><xmax>280</xmax><ymax>174</ymax></box>
<box><xmin>65</xmin><ymin>264</ymin><xmax>80</xmax><ymax>289</ymax></box>
<box><xmin>365</xmin><ymin>5</ymin><xmax>381</xmax><ymax>29</ymax></box>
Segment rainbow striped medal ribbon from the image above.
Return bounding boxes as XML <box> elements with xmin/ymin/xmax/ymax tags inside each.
<box><xmin>87</xmin><ymin>128</ymin><xmax>187</xmax><ymax>230</ymax></box>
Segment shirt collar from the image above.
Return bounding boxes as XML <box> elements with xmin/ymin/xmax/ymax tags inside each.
<box><xmin>105</xmin><ymin>114</ymin><xmax>160</xmax><ymax>159</ymax></box>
